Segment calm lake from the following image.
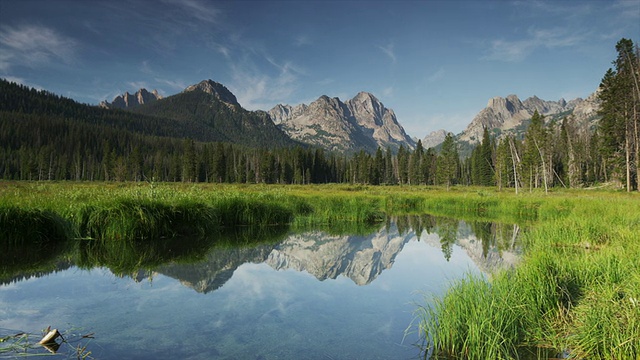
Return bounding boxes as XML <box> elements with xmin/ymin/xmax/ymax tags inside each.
<box><xmin>0</xmin><ymin>216</ymin><xmax>520</xmax><ymax>359</ymax></box>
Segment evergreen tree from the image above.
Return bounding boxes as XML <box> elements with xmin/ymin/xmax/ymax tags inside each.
<box><xmin>598</xmin><ymin>38</ymin><xmax>639</xmax><ymax>191</ymax></box>
<box><xmin>436</xmin><ymin>133</ymin><xmax>459</xmax><ymax>190</ymax></box>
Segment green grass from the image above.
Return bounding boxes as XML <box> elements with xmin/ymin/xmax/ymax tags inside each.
<box><xmin>418</xmin><ymin>193</ymin><xmax>640</xmax><ymax>359</ymax></box>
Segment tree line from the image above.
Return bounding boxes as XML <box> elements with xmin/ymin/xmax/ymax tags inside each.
<box><xmin>0</xmin><ymin>107</ymin><xmax>459</xmax><ymax>185</ymax></box>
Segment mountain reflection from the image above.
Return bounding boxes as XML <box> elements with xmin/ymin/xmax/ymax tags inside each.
<box><xmin>1</xmin><ymin>216</ymin><xmax>522</xmax><ymax>291</ymax></box>
<box><xmin>266</xmin><ymin>227</ymin><xmax>413</xmax><ymax>285</ymax></box>
<box><xmin>153</xmin><ymin>217</ymin><xmax>522</xmax><ymax>293</ymax></box>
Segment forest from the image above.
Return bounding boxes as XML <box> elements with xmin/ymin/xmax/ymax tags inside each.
<box><xmin>1</xmin><ymin>38</ymin><xmax>638</xmax><ymax>191</ymax></box>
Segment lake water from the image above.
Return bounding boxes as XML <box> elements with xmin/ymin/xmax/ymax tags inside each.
<box><xmin>0</xmin><ymin>216</ymin><xmax>520</xmax><ymax>359</ymax></box>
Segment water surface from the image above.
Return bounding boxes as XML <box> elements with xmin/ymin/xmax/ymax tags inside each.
<box><xmin>0</xmin><ymin>216</ymin><xmax>520</xmax><ymax>359</ymax></box>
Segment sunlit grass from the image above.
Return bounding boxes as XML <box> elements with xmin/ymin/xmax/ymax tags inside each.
<box><xmin>418</xmin><ymin>192</ymin><xmax>640</xmax><ymax>359</ymax></box>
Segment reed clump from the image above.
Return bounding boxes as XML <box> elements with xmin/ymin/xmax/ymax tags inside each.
<box><xmin>0</xmin><ymin>205</ymin><xmax>70</xmax><ymax>246</ymax></box>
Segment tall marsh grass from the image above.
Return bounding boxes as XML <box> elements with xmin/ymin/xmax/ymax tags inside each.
<box><xmin>418</xmin><ymin>194</ymin><xmax>640</xmax><ymax>359</ymax></box>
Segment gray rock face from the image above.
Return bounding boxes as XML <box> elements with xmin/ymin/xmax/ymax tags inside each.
<box><xmin>269</xmin><ymin>92</ymin><xmax>415</xmax><ymax>153</ymax></box>
<box><xmin>100</xmin><ymin>88</ymin><xmax>162</xmax><ymax>109</ymax></box>
<box><xmin>422</xmin><ymin>129</ymin><xmax>448</xmax><ymax>149</ymax></box>
<box><xmin>458</xmin><ymin>94</ymin><xmax>591</xmax><ymax>144</ymax></box>
<box><xmin>183</xmin><ymin>79</ymin><xmax>239</xmax><ymax>107</ymax></box>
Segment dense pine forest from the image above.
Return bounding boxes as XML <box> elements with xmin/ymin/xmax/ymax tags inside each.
<box><xmin>1</xmin><ymin>39</ymin><xmax>638</xmax><ymax>190</ymax></box>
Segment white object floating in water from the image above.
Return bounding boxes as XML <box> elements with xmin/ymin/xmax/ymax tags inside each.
<box><xmin>39</xmin><ymin>328</ymin><xmax>61</xmax><ymax>344</ymax></box>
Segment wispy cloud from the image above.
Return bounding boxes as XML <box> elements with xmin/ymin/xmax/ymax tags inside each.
<box><xmin>161</xmin><ymin>0</ymin><xmax>220</xmax><ymax>24</ymax></box>
<box><xmin>293</xmin><ymin>35</ymin><xmax>311</xmax><ymax>47</ymax></box>
<box><xmin>154</xmin><ymin>78</ymin><xmax>188</xmax><ymax>92</ymax></box>
<box><xmin>317</xmin><ymin>78</ymin><xmax>335</xmax><ymax>86</ymax></box>
<box><xmin>127</xmin><ymin>81</ymin><xmax>150</xmax><ymax>91</ymax></box>
<box><xmin>229</xmin><ymin>57</ymin><xmax>302</xmax><ymax>110</ymax></box>
<box><xmin>0</xmin><ymin>24</ymin><xmax>78</xmax><ymax>71</ymax></box>
<box><xmin>377</xmin><ymin>42</ymin><xmax>397</xmax><ymax>64</ymax></box>
<box><xmin>611</xmin><ymin>0</ymin><xmax>640</xmax><ymax>20</ymax></box>
<box><xmin>381</xmin><ymin>86</ymin><xmax>394</xmax><ymax>98</ymax></box>
<box><xmin>427</xmin><ymin>67</ymin><xmax>446</xmax><ymax>83</ymax></box>
<box><xmin>483</xmin><ymin>26</ymin><xmax>585</xmax><ymax>62</ymax></box>
<box><xmin>140</xmin><ymin>60</ymin><xmax>153</xmax><ymax>75</ymax></box>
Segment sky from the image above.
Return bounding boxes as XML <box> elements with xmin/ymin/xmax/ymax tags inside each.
<box><xmin>1</xmin><ymin>0</ymin><xmax>639</xmax><ymax>139</ymax></box>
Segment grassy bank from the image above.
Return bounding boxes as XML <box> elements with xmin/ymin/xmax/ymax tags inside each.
<box><xmin>418</xmin><ymin>193</ymin><xmax>640</xmax><ymax>359</ymax></box>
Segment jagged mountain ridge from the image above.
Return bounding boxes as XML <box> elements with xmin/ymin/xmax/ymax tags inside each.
<box><xmin>269</xmin><ymin>92</ymin><xmax>415</xmax><ymax>153</ymax></box>
<box><xmin>458</xmin><ymin>93</ymin><xmax>600</xmax><ymax>144</ymax></box>
<box><xmin>100</xmin><ymin>88</ymin><xmax>162</xmax><ymax>109</ymax></box>
<box><xmin>266</xmin><ymin>227</ymin><xmax>413</xmax><ymax>285</ymax></box>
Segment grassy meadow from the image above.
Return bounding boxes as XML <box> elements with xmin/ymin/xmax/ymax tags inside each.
<box><xmin>1</xmin><ymin>181</ymin><xmax>639</xmax><ymax>358</ymax></box>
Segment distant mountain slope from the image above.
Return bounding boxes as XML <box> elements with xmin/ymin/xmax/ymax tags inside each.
<box><xmin>132</xmin><ymin>80</ymin><xmax>299</xmax><ymax>148</ymax></box>
<box><xmin>0</xmin><ymin>78</ymin><xmax>216</xmax><ymax>141</ymax></box>
<box><xmin>269</xmin><ymin>92</ymin><xmax>415</xmax><ymax>153</ymax></box>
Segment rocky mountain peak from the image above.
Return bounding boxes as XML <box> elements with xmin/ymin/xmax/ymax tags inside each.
<box><xmin>347</xmin><ymin>91</ymin><xmax>385</xmax><ymax>125</ymax></box>
<box><xmin>268</xmin><ymin>92</ymin><xmax>415</xmax><ymax>153</ymax></box>
<box><xmin>100</xmin><ymin>88</ymin><xmax>162</xmax><ymax>109</ymax></box>
<box><xmin>184</xmin><ymin>79</ymin><xmax>239</xmax><ymax>107</ymax></box>
<box><xmin>422</xmin><ymin>129</ymin><xmax>448</xmax><ymax>149</ymax></box>
<box><xmin>458</xmin><ymin>92</ymin><xmax>596</xmax><ymax>145</ymax></box>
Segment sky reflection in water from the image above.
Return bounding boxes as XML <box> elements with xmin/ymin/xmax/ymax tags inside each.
<box><xmin>0</xmin><ymin>220</ymin><xmax>519</xmax><ymax>359</ymax></box>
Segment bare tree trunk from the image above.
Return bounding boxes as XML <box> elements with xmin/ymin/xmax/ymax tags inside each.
<box><xmin>509</xmin><ymin>138</ymin><xmax>520</xmax><ymax>194</ymax></box>
<box><xmin>627</xmin><ymin>124</ymin><xmax>631</xmax><ymax>192</ymax></box>
<box><xmin>534</xmin><ymin>139</ymin><xmax>548</xmax><ymax>194</ymax></box>
<box><xmin>624</xmin><ymin>46</ymin><xmax>640</xmax><ymax>191</ymax></box>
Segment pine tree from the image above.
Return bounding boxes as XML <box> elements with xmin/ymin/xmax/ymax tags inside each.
<box><xmin>436</xmin><ymin>133</ymin><xmax>459</xmax><ymax>190</ymax></box>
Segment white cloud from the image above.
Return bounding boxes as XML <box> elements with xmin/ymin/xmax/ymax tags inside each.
<box><xmin>216</xmin><ymin>44</ymin><xmax>231</xmax><ymax>59</ymax></box>
<box><xmin>230</xmin><ymin>63</ymin><xmax>299</xmax><ymax>110</ymax></box>
<box><xmin>154</xmin><ymin>78</ymin><xmax>188</xmax><ymax>91</ymax></box>
<box><xmin>140</xmin><ymin>60</ymin><xmax>153</xmax><ymax>75</ymax></box>
<box><xmin>127</xmin><ymin>81</ymin><xmax>150</xmax><ymax>91</ymax></box>
<box><xmin>377</xmin><ymin>42</ymin><xmax>397</xmax><ymax>64</ymax></box>
<box><xmin>228</xmin><ymin>54</ymin><xmax>304</xmax><ymax>110</ymax></box>
<box><xmin>427</xmin><ymin>67</ymin><xmax>446</xmax><ymax>83</ymax></box>
<box><xmin>381</xmin><ymin>86</ymin><xmax>394</xmax><ymax>98</ymax></box>
<box><xmin>0</xmin><ymin>24</ymin><xmax>78</xmax><ymax>70</ymax></box>
<box><xmin>317</xmin><ymin>78</ymin><xmax>335</xmax><ymax>86</ymax></box>
<box><xmin>161</xmin><ymin>0</ymin><xmax>220</xmax><ymax>24</ymax></box>
<box><xmin>293</xmin><ymin>35</ymin><xmax>311</xmax><ymax>47</ymax></box>
<box><xmin>612</xmin><ymin>0</ymin><xmax>640</xmax><ymax>18</ymax></box>
<box><xmin>483</xmin><ymin>26</ymin><xmax>586</xmax><ymax>62</ymax></box>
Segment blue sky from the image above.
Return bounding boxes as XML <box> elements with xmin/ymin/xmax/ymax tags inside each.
<box><xmin>1</xmin><ymin>0</ymin><xmax>638</xmax><ymax>139</ymax></box>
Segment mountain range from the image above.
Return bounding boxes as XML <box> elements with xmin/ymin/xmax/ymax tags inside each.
<box><xmin>100</xmin><ymin>79</ymin><xmax>600</xmax><ymax>156</ymax></box>
<box><xmin>424</xmin><ymin>92</ymin><xmax>601</xmax><ymax>151</ymax></box>
<box><xmin>100</xmin><ymin>81</ymin><xmax>416</xmax><ymax>154</ymax></box>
